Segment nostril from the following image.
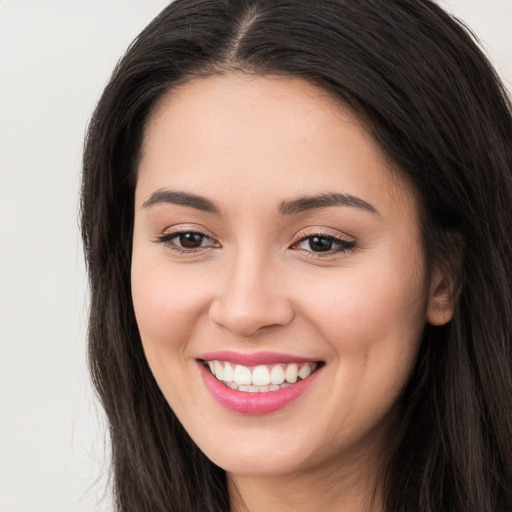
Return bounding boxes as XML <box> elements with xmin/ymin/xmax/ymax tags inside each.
<box><xmin>208</xmin><ymin>293</ymin><xmax>294</xmax><ymax>337</ymax></box>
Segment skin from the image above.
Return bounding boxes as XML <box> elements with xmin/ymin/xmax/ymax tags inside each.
<box><xmin>131</xmin><ymin>74</ymin><xmax>454</xmax><ymax>512</ymax></box>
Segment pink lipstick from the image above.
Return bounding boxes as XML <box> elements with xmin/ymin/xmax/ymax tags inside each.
<box><xmin>198</xmin><ymin>350</ymin><xmax>319</xmax><ymax>366</ymax></box>
<box><xmin>197</xmin><ymin>351</ymin><xmax>323</xmax><ymax>414</ymax></box>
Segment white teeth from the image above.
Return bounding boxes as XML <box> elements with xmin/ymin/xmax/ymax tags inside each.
<box><xmin>238</xmin><ymin>385</ymin><xmax>263</xmax><ymax>393</ymax></box>
<box><xmin>252</xmin><ymin>365</ymin><xmax>271</xmax><ymax>386</ymax></box>
<box><xmin>214</xmin><ymin>360</ymin><xmax>224</xmax><ymax>381</ymax></box>
<box><xmin>206</xmin><ymin>359</ymin><xmax>319</xmax><ymax>392</ymax></box>
<box><xmin>222</xmin><ymin>362</ymin><xmax>234</xmax><ymax>382</ymax></box>
<box><xmin>298</xmin><ymin>363</ymin><xmax>314</xmax><ymax>380</ymax></box>
<box><xmin>284</xmin><ymin>363</ymin><xmax>298</xmax><ymax>383</ymax></box>
<box><xmin>233</xmin><ymin>365</ymin><xmax>252</xmax><ymax>386</ymax></box>
<box><xmin>270</xmin><ymin>364</ymin><xmax>285</xmax><ymax>385</ymax></box>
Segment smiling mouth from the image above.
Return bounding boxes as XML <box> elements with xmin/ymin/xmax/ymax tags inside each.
<box><xmin>202</xmin><ymin>360</ymin><xmax>322</xmax><ymax>393</ymax></box>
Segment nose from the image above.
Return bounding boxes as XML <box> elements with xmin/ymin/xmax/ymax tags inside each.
<box><xmin>209</xmin><ymin>251</ymin><xmax>294</xmax><ymax>337</ymax></box>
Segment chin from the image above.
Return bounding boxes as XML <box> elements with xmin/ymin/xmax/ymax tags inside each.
<box><xmin>206</xmin><ymin>444</ymin><xmax>314</xmax><ymax>477</ymax></box>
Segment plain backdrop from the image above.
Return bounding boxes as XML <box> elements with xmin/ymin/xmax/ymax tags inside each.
<box><xmin>0</xmin><ymin>1</ymin><xmax>510</xmax><ymax>511</ymax></box>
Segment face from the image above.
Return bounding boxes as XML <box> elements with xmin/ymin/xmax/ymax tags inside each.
<box><xmin>131</xmin><ymin>74</ymin><xmax>449</xmax><ymax>479</ymax></box>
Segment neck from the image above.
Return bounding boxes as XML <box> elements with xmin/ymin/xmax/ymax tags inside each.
<box><xmin>228</xmin><ymin>443</ymin><xmax>387</xmax><ymax>512</ymax></box>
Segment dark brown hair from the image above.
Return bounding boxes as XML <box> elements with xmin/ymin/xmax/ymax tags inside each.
<box><xmin>81</xmin><ymin>1</ymin><xmax>512</xmax><ymax>510</ymax></box>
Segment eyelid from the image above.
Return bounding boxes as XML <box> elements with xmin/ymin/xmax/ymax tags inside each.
<box><xmin>154</xmin><ymin>224</ymin><xmax>221</xmax><ymax>252</ymax></box>
<box><xmin>294</xmin><ymin>227</ymin><xmax>355</xmax><ymax>244</ymax></box>
<box><xmin>159</xmin><ymin>223</ymin><xmax>219</xmax><ymax>240</ymax></box>
<box><xmin>161</xmin><ymin>222</ymin><xmax>212</xmax><ymax>235</ymax></box>
<box><xmin>291</xmin><ymin>228</ymin><xmax>356</xmax><ymax>256</ymax></box>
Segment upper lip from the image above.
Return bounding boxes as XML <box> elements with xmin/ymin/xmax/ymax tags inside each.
<box><xmin>197</xmin><ymin>350</ymin><xmax>322</xmax><ymax>366</ymax></box>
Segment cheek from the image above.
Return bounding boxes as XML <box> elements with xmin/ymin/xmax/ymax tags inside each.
<box><xmin>131</xmin><ymin>255</ymin><xmax>208</xmax><ymax>345</ymax></box>
<box><xmin>300</xmin><ymin>265</ymin><xmax>428</xmax><ymax>437</ymax></box>
<box><xmin>130</xmin><ymin>256</ymin><xmax>209</xmax><ymax>411</ymax></box>
<box><xmin>297</xmin><ymin>256</ymin><xmax>428</xmax><ymax>383</ymax></box>
<box><xmin>130</xmin><ymin>253</ymin><xmax>212</xmax><ymax>414</ymax></box>
<box><xmin>315</xmin><ymin>277</ymin><xmax>423</xmax><ymax>335</ymax></box>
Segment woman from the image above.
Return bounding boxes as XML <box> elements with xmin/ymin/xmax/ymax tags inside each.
<box><xmin>81</xmin><ymin>0</ymin><xmax>512</xmax><ymax>510</ymax></box>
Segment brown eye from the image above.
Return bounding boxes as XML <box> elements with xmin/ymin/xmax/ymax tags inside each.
<box><xmin>295</xmin><ymin>234</ymin><xmax>355</xmax><ymax>254</ymax></box>
<box><xmin>308</xmin><ymin>236</ymin><xmax>334</xmax><ymax>252</ymax></box>
<box><xmin>156</xmin><ymin>230</ymin><xmax>219</xmax><ymax>252</ymax></box>
<box><xmin>178</xmin><ymin>232</ymin><xmax>207</xmax><ymax>248</ymax></box>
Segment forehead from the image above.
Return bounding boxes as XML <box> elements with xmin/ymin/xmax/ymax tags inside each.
<box><xmin>143</xmin><ymin>74</ymin><xmax>370</xmax><ymax>160</ymax></box>
<box><xmin>136</xmin><ymin>73</ymin><xmax>417</xmax><ymax>221</ymax></box>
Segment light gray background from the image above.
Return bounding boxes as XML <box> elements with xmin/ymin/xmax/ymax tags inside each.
<box><xmin>0</xmin><ymin>1</ymin><xmax>510</xmax><ymax>511</ymax></box>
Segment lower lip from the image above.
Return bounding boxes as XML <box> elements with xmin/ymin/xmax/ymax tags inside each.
<box><xmin>198</xmin><ymin>363</ymin><xmax>322</xmax><ymax>414</ymax></box>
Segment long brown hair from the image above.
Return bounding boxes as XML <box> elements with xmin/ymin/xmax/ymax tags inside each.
<box><xmin>81</xmin><ymin>1</ymin><xmax>512</xmax><ymax>510</ymax></box>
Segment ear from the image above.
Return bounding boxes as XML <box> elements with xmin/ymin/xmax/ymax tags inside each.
<box><xmin>426</xmin><ymin>265</ymin><xmax>456</xmax><ymax>326</ymax></box>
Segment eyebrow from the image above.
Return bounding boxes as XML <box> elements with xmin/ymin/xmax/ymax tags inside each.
<box><xmin>142</xmin><ymin>189</ymin><xmax>378</xmax><ymax>217</ymax></box>
<box><xmin>142</xmin><ymin>190</ymin><xmax>220</xmax><ymax>214</ymax></box>
<box><xmin>279</xmin><ymin>192</ymin><xmax>379</xmax><ymax>216</ymax></box>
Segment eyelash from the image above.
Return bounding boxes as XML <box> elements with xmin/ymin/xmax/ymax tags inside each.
<box><xmin>155</xmin><ymin>230</ymin><xmax>356</xmax><ymax>256</ymax></box>
<box><xmin>292</xmin><ymin>232</ymin><xmax>356</xmax><ymax>256</ymax></box>
<box><xmin>155</xmin><ymin>230</ymin><xmax>219</xmax><ymax>254</ymax></box>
